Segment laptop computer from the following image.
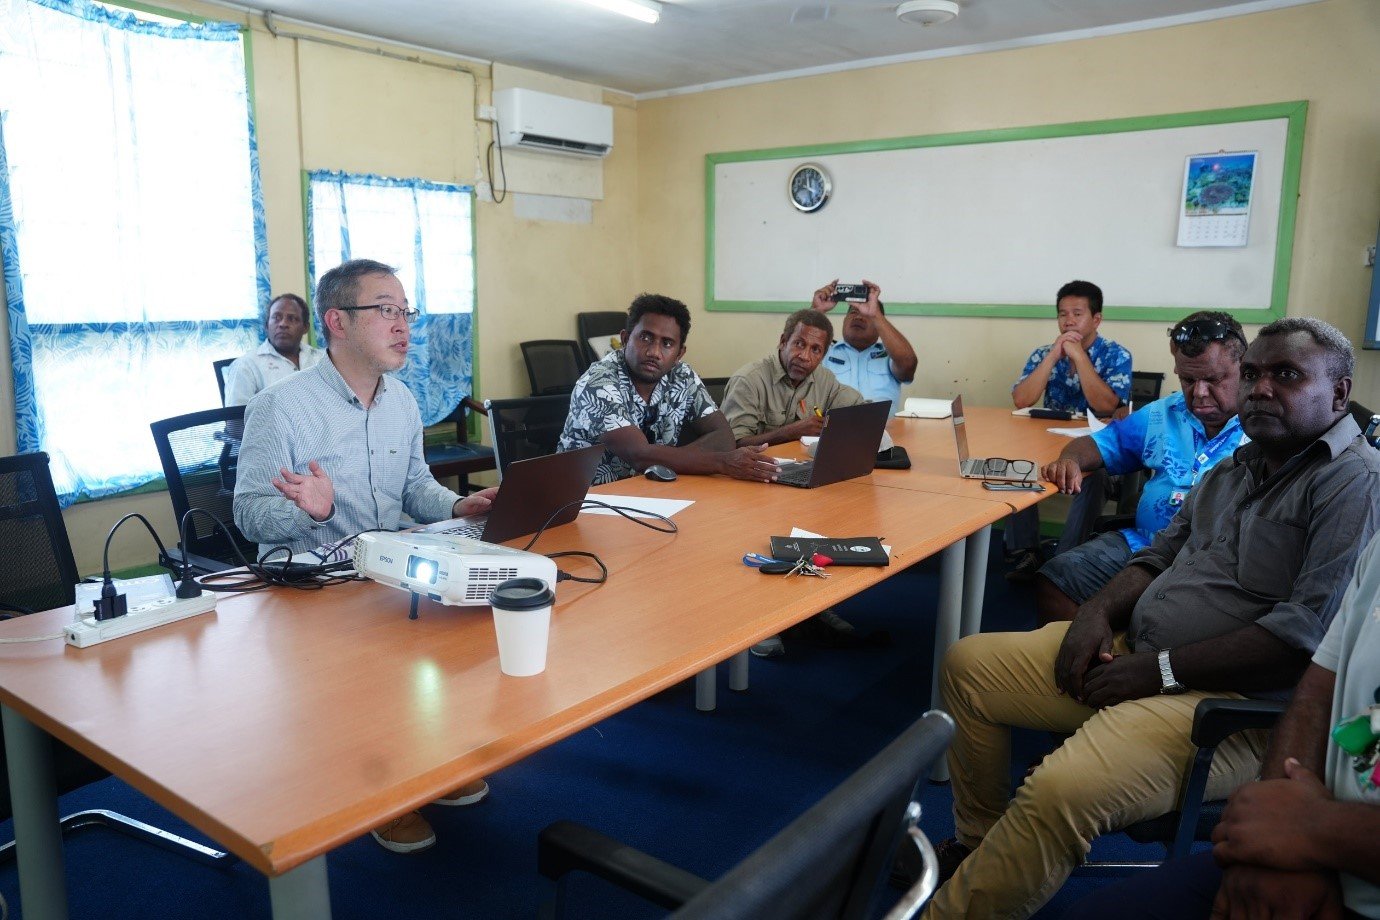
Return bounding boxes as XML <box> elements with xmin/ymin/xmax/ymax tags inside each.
<box><xmin>950</xmin><ymin>396</ymin><xmax>1037</xmax><ymax>483</ymax></box>
<box><xmin>773</xmin><ymin>400</ymin><xmax>891</xmax><ymax>489</ymax></box>
<box><xmin>417</xmin><ymin>444</ymin><xmax>603</xmax><ymax>543</ymax></box>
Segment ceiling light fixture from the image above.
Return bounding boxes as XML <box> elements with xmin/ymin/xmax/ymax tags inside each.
<box><xmin>574</xmin><ymin>0</ymin><xmax>662</xmax><ymax>24</ymax></box>
<box><xmin>895</xmin><ymin>0</ymin><xmax>959</xmax><ymax>26</ymax></box>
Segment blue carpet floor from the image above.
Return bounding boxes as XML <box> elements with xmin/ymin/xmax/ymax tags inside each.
<box><xmin>0</xmin><ymin>529</ymin><xmax>1172</xmax><ymax>918</ymax></box>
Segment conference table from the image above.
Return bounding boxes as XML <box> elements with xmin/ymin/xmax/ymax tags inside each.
<box><xmin>0</xmin><ymin>406</ymin><xmax>1074</xmax><ymax>919</ymax></box>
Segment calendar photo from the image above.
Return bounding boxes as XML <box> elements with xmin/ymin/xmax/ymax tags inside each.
<box><xmin>1177</xmin><ymin>151</ymin><xmax>1257</xmax><ymax>248</ymax></box>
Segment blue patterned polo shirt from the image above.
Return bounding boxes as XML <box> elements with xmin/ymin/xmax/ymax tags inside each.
<box><xmin>1015</xmin><ymin>336</ymin><xmax>1132</xmax><ymax>414</ymax></box>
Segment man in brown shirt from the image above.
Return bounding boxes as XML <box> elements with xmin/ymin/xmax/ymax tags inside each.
<box><xmin>721</xmin><ymin>309</ymin><xmax>866</xmax><ymax>446</ymax></box>
<box><xmin>905</xmin><ymin>318</ymin><xmax>1380</xmax><ymax>920</ymax></box>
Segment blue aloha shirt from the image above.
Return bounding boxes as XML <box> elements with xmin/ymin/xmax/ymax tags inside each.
<box><xmin>558</xmin><ymin>351</ymin><xmax>718</xmax><ymax>485</ymax></box>
<box><xmin>1015</xmin><ymin>336</ymin><xmax>1132</xmax><ymax>414</ymax></box>
<box><xmin>1091</xmin><ymin>391</ymin><xmax>1247</xmax><ymax>552</ymax></box>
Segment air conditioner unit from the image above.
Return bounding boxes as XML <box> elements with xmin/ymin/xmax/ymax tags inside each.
<box><xmin>493</xmin><ymin>88</ymin><xmax>614</xmax><ymax>159</ymax></box>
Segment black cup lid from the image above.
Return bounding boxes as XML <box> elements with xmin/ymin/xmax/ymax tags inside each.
<box><xmin>490</xmin><ymin>577</ymin><xmax>554</xmax><ymax>611</ymax></box>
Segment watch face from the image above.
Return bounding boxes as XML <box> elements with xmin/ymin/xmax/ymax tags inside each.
<box><xmin>788</xmin><ymin>163</ymin><xmax>832</xmax><ymax>213</ymax></box>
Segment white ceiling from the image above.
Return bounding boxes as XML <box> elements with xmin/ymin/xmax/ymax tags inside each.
<box><xmin>249</xmin><ymin>0</ymin><xmax>1320</xmax><ymax>96</ymax></box>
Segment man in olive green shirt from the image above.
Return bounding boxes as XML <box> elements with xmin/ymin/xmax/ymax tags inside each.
<box><xmin>722</xmin><ymin>309</ymin><xmax>866</xmax><ymax>446</ymax></box>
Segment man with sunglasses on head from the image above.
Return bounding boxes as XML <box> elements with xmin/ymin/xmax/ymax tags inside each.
<box><xmin>1032</xmin><ymin>312</ymin><xmax>1249</xmax><ymax>623</ymax></box>
<box><xmin>1007</xmin><ymin>280</ymin><xmax>1134</xmax><ymax>578</ymax></box>
<box><xmin>809</xmin><ymin>279</ymin><xmax>917</xmax><ymax>416</ymax></box>
<box><xmin>234</xmin><ymin>259</ymin><xmax>498</xmax><ymax>856</ymax></box>
<box><xmin>899</xmin><ymin>318</ymin><xmax>1380</xmax><ymax>920</ymax></box>
<box><xmin>558</xmin><ymin>293</ymin><xmax>780</xmax><ymax>485</ymax></box>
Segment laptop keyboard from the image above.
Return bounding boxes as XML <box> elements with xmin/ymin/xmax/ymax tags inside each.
<box><xmin>436</xmin><ymin>521</ymin><xmax>485</xmax><ymax>539</ymax></box>
<box><xmin>776</xmin><ymin>463</ymin><xmax>814</xmax><ymax>487</ymax></box>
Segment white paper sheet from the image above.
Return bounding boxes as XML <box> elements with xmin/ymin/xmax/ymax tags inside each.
<box><xmin>582</xmin><ymin>495</ymin><xmax>694</xmax><ymax>519</ymax></box>
<box><xmin>895</xmin><ymin>397</ymin><xmax>954</xmax><ymax>419</ymax></box>
<box><xmin>1048</xmin><ymin>411</ymin><xmax>1108</xmax><ymax>439</ymax></box>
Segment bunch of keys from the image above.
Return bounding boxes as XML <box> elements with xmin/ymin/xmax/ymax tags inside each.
<box><xmin>786</xmin><ymin>553</ymin><xmax>832</xmax><ymax>578</ymax></box>
<box><xmin>1331</xmin><ymin>696</ymin><xmax>1380</xmax><ymax>792</ymax></box>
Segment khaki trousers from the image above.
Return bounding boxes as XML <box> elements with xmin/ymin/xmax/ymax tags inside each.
<box><xmin>924</xmin><ymin>622</ymin><xmax>1267</xmax><ymax>920</ymax></box>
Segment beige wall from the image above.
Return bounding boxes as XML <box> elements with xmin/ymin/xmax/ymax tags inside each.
<box><xmin>0</xmin><ymin>3</ymin><xmax>640</xmax><ymax>572</ymax></box>
<box><xmin>635</xmin><ymin>0</ymin><xmax>1380</xmax><ymax>410</ymax></box>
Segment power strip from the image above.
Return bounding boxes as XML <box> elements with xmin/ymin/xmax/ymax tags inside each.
<box><xmin>64</xmin><ymin>594</ymin><xmax>218</xmax><ymax>648</ymax></box>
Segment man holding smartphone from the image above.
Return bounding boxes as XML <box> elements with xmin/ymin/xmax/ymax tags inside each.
<box><xmin>811</xmin><ymin>279</ymin><xmax>917</xmax><ymax>416</ymax></box>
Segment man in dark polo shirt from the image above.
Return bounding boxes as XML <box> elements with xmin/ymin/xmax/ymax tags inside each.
<box><xmin>902</xmin><ymin>318</ymin><xmax>1380</xmax><ymax>920</ymax></box>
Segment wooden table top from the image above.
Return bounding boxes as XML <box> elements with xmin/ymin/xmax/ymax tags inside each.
<box><xmin>0</xmin><ymin>470</ymin><xmax>1006</xmax><ymax>878</ymax></box>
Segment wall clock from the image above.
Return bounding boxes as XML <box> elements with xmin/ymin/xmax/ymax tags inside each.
<box><xmin>788</xmin><ymin>162</ymin><xmax>832</xmax><ymax>213</ymax></box>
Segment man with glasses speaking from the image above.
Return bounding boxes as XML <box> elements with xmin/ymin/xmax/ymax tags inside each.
<box><xmin>234</xmin><ymin>258</ymin><xmax>498</xmax><ymax>855</ymax></box>
<box><xmin>1032</xmin><ymin>312</ymin><xmax>1249</xmax><ymax>623</ymax></box>
<box><xmin>558</xmin><ymin>293</ymin><xmax>780</xmax><ymax>485</ymax></box>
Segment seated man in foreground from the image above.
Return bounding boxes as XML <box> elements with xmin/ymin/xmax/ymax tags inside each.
<box><xmin>810</xmin><ymin>279</ymin><xmax>917</xmax><ymax>415</ymax></box>
<box><xmin>1034</xmin><ymin>311</ymin><xmax>1249</xmax><ymax>622</ymax></box>
<box><xmin>721</xmin><ymin>308</ymin><xmax>866</xmax><ymax>447</ymax></box>
<box><xmin>910</xmin><ymin>318</ymin><xmax>1380</xmax><ymax>919</ymax></box>
<box><xmin>234</xmin><ymin>259</ymin><xmax>498</xmax><ymax>856</ymax></box>
<box><xmin>558</xmin><ymin>293</ymin><xmax>778</xmax><ymax>485</ymax></box>
<box><xmin>1062</xmin><ymin>529</ymin><xmax>1380</xmax><ymax>920</ymax></box>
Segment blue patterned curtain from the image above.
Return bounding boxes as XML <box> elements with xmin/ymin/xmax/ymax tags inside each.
<box><xmin>306</xmin><ymin>170</ymin><xmax>475</xmax><ymax>426</ymax></box>
<box><xmin>0</xmin><ymin>0</ymin><xmax>267</xmax><ymax>503</ymax></box>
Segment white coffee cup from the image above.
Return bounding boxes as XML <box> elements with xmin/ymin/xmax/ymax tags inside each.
<box><xmin>489</xmin><ymin>578</ymin><xmax>555</xmax><ymax>677</ymax></box>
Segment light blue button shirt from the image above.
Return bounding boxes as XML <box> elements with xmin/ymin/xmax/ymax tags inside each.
<box><xmin>824</xmin><ymin>340</ymin><xmax>902</xmax><ymax>415</ymax></box>
<box><xmin>1091</xmin><ymin>391</ymin><xmax>1246</xmax><ymax>552</ymax></box>
<box><xmin>233</xmin><ymin>355</ymin><xmax>459</xmax><ymax>557</ymax></box>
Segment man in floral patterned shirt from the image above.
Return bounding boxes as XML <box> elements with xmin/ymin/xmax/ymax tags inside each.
<box><xmin>558</xmin><ymin>294</ymin><xmax>779</xmax><ymax>485</ymax></box>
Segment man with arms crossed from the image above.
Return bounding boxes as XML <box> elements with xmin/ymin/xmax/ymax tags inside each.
<box><xmin>1007</xmin><ymin>280</ymin><xmax>1133</xmax><ymax>577</ymax></box>
<box><xmin>224</xmin><ymin>293</ymin><xmax>323</xmax><ymax>406</ymax></box>
<box><xmin>1035</xmin><ymin>312</ymin><xmax>1248</xmax><ymax>623</ymax></box>
<box><xmin>906</xmin><ymin>318</ymin><xmax>1380</xmax><ymax>920</ymax></box>
<box><xmin>234</xmin><ymin>259</ymin><xmax>497</xmax><ymax>855</ymax></box>
<box><xmin>558</xmin><ymin>293</ymin><xmax>779</xmax><ymax>485</ymax></box>
<box><xmin>810</xmin><ymin>279</ymin><xmax>917</xmax><ymax>416</ymax></box>
<box><xmin>1063</xmin><ymin>527</ymin><xmax>1380</xmax><ymax>919</ymax></box>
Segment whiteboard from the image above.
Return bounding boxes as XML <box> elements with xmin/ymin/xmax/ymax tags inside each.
<box><xmin>707</xmin><ymin>103</ymin><xmax>1306</xmax><ymax>322</ymax></box>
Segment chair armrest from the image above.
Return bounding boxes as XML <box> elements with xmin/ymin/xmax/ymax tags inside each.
<box><xmin>1091</xmin><ymin>514</ymin><xmax>1135</xmax><ymax>535</ymax></box>
<box><xmin>463</xmin><ymin>396</ymin><xmax>488</xmax><ymax>416</ymax></box>
<box><xmin>537</xmin><ymin>820</ymin><xmax>710</xmax><ymax>911</ymax></box>
<box><xmin>1191</xmin><ymin>698</ymin><xmax>1286</xmax><ymax>750</ymax></box>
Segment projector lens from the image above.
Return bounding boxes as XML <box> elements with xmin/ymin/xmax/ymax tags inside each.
<box><xmin>406</xmin><ymin>555</ymin><xmax>438</xmax><ymax>585</ymax></box>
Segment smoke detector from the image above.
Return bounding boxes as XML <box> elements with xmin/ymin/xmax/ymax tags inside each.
<box><xmin>896</xmin><ymin>0</ymin><xmax>959</xmax><ymax>26</ymax></box>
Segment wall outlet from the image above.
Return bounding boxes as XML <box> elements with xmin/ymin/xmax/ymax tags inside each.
<box><xmin>478</xmin><ymin>104</ymin><xmax>497</xmax><ymax>122</ymax></box>
<box><xmin>1366</xmin><ymin>244</ymin><xmax>1376</xmax><ymax>268</ymax></box>
<box><xmin>476</xmin><ymin>181</ymin><xmax>494</xmax><ymax>203</ymax></box>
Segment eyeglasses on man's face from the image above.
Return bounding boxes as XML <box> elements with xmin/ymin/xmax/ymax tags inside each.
<box><xmin>337</xmin><ymin>303</ymin><xmax>421</xmax><ymax>325</ymax></box>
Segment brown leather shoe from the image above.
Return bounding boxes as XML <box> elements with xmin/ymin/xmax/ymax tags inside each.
<box><xmin>434</xmin><ymin>778</ymin><xmax>490</xmax><ymax>807</ymax></box>
<box><xmin>370</xmin><ymin>811</ymin><xmax>436</xmax><ymax>854</ymax></box>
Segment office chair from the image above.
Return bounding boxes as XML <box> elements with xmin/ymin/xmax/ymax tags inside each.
<box><xmin>575</xmin><ymin>310</ymin><xmax>628</xmax><ymax>368</ymax></box>
<box><xmin>149</xmin><ymin>406</ymin><xmax>258</xmax><ymax>573</ymax></box>
<box><xmin>1349</xmin><ymin>400</ymin><xmax>1379</xmax><ymax>446</ymax></box>
<box><xmin>423</xmin><ymin>396</ymin><xmax>496</xmax><ymax>492</ymax></box>
<box><xmin>539</xmin><ymin>710</ymin><xmax>954</xmax><ymax>920</ymax></box>
<box><xmin>521</xmin><ymin>339</ymin><xmax>586</xmax><ymax>397</ymax></box>
<box><xmin>1077</xmin><ymin>697</ymin><xmax>1283</xmax><ymax>876</ymax></box>
<box><xmin>1129</xmin><ymin>371</ymin><xmax>1164</xmax><ymax>409</ymax></box>
<box><xmin>700</xmin><ymin>376</ymin><xmax>730</xmax><ymax>407</ymax></box>
<box><xmin>211</xmin><ymin>357</ymin><xmax>236</xmax><ymax>407</ymax></box>
<box><xmin>485</xmin><ymin>394</ymin><xmax>573</xmax><ymax>477</ymax></box>
<box><xmin>0</xmin><ymin>451</ymin><xmax>232</xmax><ymax>867</ymax></box>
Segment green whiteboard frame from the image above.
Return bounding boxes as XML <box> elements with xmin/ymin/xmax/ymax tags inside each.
<box><xmin>704</xmin><ymin>101</ymin><xmax>1308</xmax><ymax>323</ymax></box>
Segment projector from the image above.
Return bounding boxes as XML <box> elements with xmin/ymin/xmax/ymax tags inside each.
<box><xmin>351</xmin><ymin>531</ymin><xmax>557</xmax><ymax>606</ymax></box>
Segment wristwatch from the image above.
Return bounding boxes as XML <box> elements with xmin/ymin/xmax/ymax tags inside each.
<box><xmin>1157</xmin><ymin>649</ymin><xmax>1187</xmax><ymax>694</ymax></box>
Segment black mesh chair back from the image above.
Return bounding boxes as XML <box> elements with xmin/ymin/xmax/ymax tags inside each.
<box><xmin>0</xmin><ymin>452</ymin><xmax>79</xmax><ymax>616</ymax></box>
<box><xmin>485</xmin><ymin>395</ymin><xmax>573</xmax><ymax>477</ymax></box>
<box><xmin>212</xmin><ymin>357</ymin><xmax>237</xmax><ymax>406</ymax></box>
<box><xmin>576</xmin><ymin>310</ymin><xmax>628</xmax><ymax>368</ymax></box>
<box><xmin>539</xmin><ymin>711</ymin><xmax>955</xmax><ymax>920</ymax></box>
<box><xmin>150</xmin><ymin>406</ymin><xmax>257</xmax><ymax>568</ymax></box>
<box><xmin>521</xmin><ymin>340</ymin><xmax>586</xmax><ymax>397</ymax></box>
<box><xmin>1349</xmin><ymin>400</ymin><xmax>1379</xmax><ymax>447</ymax></box>
<box><xmin>701</xmin><ymin>376</ymin><xmax>730</xmax><ymax>407</ymax></box>
<box><xmin>1130</xmin><ymin>371</ymin><xmax>1164</xmax><ymax>409</ymax></box>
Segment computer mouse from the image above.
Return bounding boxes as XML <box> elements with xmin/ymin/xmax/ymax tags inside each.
<box><xmin>644</xmin><ymin>464</ymin><xmax>678</xmax><ymax>482</ymax></box>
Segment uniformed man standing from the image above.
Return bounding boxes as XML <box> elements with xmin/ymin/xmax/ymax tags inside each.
<box><xmin>809</xmin><ymin>279</ymin><xmax>917</xmax><ymax>415</ymax></box>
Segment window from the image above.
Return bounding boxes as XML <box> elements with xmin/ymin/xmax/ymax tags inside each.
<box><xmin>306</xmin><ymin>171</ymin><xmax>475</xmax><ymax>424</ymax></box>
<box><xmin>0</xmin><ymin>0</ymin><xmax>266</xmax><ymax>503</ymax></box>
